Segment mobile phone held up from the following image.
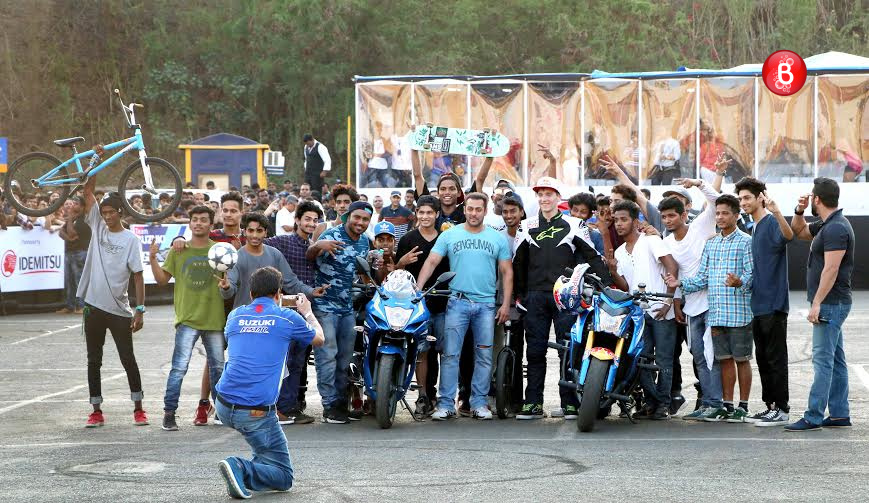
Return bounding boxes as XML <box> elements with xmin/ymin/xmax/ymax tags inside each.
<box><xmin>281</xmin><ymin>294</ymin><xmax>300</xmax><ymax>308</ymax></box>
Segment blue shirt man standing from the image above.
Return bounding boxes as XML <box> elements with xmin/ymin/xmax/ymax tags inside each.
<box><xmin>215</xmin><ymin>266</ymin><xmax>324</xmax><ymax>498</ymax></box>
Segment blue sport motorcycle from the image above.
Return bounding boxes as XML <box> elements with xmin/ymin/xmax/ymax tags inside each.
<box><xmin>551</xmin><ymin>264</ymin><xmax>673</xmax><ymax>432</ymax></box>
<box><xmin>354</xmin><ymin>256</ymin><xmax>454</xmax><ymax>429</ymax></box>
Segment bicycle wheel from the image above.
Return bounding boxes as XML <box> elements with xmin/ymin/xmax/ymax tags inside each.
<box><xmin>3</xmin><ymin>152</ymin><xmax>70</xmax><ymax>217</ymax></box>
<box><xmin>118</xmin><ymin>157</ymin><xmax>182</xmax><ymax>222</ymax></box>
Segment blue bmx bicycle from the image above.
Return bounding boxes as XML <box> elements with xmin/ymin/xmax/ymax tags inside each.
<box><xmin>3</xmin><ymin>89</ymin><xmax>182</xmax><ymax>222</ymax></box>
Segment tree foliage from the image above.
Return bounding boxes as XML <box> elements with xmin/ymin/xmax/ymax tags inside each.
<box><xmin>0</xmin><ymin>0</ymin><xmax>865</xmax><ymax>182</ymax></box>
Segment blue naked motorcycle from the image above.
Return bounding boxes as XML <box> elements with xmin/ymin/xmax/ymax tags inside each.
<box><xmin>354</xmin><ymin>256</ymin><xmax>454</xmax><ymax>429</ymax></box>
<box><xmin>551</xmin><ymin>264</ymin><xmax>674</xmax><ymax>432</ymax></box>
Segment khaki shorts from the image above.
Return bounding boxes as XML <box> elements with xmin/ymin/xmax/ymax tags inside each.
<box><xmin>711</xmin><ymin>324</ymin><xmax>753</xmax><ymax>362</ymax></box>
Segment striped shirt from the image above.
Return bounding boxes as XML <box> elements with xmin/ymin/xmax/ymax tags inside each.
<box><xmin>680</xmin><ymin>229</ymin><xmax>753</xmax><ymax>327</ymax></box>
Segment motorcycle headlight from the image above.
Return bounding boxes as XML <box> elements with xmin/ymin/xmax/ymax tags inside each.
<box><xmin>597</xmin><ymin>310</ymin><xmax>627</xmax><ymax>335</ymax></box>
<box><xmin>384</xmin><ymin>306</ymin><xmax>413</xmax><ymax>331</ymax></box>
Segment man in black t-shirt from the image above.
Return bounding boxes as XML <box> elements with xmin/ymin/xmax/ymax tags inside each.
<box><xmin>395</xmin><ymin>195</ymin><xmax>449</xmax><ymax>416</ymax></box>
<box><xmin>411</xmin><ymin>139</ymin><xmax>494</xmax><ymax>232</ymax></box>
<box><xmin>786</xmin><ymin>177</ymin><xmax>855</xmax><ymax>432</ymax></box>
<box><xmin>57</xmin><ymin>196</ymin><xmax>91</xmax><ymax>314</ymax></box>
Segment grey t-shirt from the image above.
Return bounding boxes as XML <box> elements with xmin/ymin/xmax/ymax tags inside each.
<box><xmin>220</xmin><ymin>244</ymin><xmax>314</xmax><ymax>309</ymax></box>
<box><xmin>76</xmin><ymin>204</ymin><xmax>143</xmax><ymax>317</ymax></box>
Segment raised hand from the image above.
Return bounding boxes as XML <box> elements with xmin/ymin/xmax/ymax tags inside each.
<box><xmin>760</xmin><ymin>191</ymin><xmax>780</xmax><ymax>214</ymax></box>
<box><xmin>796</xmin><ymin>193</ymin><xmax>811</xmax><ymax>213</ymax></box>
<box><xmin>216</xmin><ymin>271</ymin><xmax>230</xmax><ymax>290</ymax></box>
<box><xmin>318</xmin><ymin>240</ymin><xmax>345</xmax><ymax>257</ymax></box>
<box><xmin>396</xmin><ymin>246</ymin><xmax>422</xmax><ymax>268</ymax></box>
<box><xmin>600</xmin><ymin>155</ymin><xmax>623</xmax><ymax>179</ymax></box>
<box><xmin>149</xmin><ymin>237</ymin><xmax>160</xmax><ymax>258</ymax></box>
<box><xmin>537</xmin><ymin>144</ymin><xmax>554</xmax><ymax>160</ymax></box>
<box><xmin>714</xmin><ymin>152</ymin><xmax>731</xmax><ymax>174</ymax></box>
<box><xmin>674</xmin><ymin>178</ymin><xmax>701</xmax><ymax>189</ymax></box>
<box><xmin>172</xmin><ymin>237</ymin><xmax>187</xmax><ymax>253</ymax></box>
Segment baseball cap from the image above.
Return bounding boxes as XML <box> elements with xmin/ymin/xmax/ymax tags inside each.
<box><xmin>341</xmin><ymin>200</ymin><xmax>374</xmax><ymax>222</ymax></box>
<box><xmin>502</xmin><ymin>191</ymin><xmax>524</xmax><ymax>209</ymax></box>
<box><xmin>532</xmin><ymin>176</ymin><xmax>561</xmax><ymax>195</ymax></box>
<box><xmin>495</xmin><ymin>179</ymin><xmax>516</xmax><ymax>192</ymax></box>
<box><xmin>390</xmin><ymin>190</ymin><xmax>401</xmax><ymax>197</ymax></box>
<box><xmin>374</xmin><ymin>221</ymin><xmax>396</xmax><ymax>237</ymax></box>
<box><xmin>662</xmin><ymin>187</ymin><xmax>692</xmax><ymax>204</ymax></box>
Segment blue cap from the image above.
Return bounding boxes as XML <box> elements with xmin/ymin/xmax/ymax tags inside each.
<box><xmin>374</xmin><ymin>221</ymin><xmax>396</xmax><ymax>237</ymax></box>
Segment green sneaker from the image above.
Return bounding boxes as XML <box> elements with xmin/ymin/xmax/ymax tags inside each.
<box><xmin>682</xmin><ymin>407</ymin><xmax>708</xmax><ymax>421</ymax></box>
<box><xmin>563</xmin><ymin>405</ymin><xmax>578</xmax><ymax>420</ymax></box>
<box><xmin>516</xmin><ymin>403</ymin><xmax>544</xmax><ymax>420</ymax></box>
<box><xmin>726</xmin><ymin>407</ymin><xmax>749</xmax><ymax>423</ymax></box>
<box><xmin>702</xmin><ymin>407</ymin><xmax>729</xmax><ymax>422</ymax></box>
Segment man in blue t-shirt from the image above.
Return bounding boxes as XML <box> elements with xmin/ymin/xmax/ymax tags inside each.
<box><xmin>735</xmin><ymin>177</ymin><xmax>794</xmax><ymax>426</ymax></box>
<box><xmin>215</xmin><ymin>266</ymin><xmax>324</xmax><ymax>499</ymax></box>
<box><xmin>306</xmin><ymin>200</ymin><xmax>373</xmax><ymax>424</ymax></box>
<box><xmin>417</xmin><ymin>193</ymin><xmax>513</xmax><ymax>421</ymax></box>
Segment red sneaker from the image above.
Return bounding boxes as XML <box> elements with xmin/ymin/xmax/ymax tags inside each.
<box><xmin>85</xmin><ymin>411</ymin><xmax>105</xmax><ymax>428</ymax></box>
<box><xmin>133</xmin><ymin>409</ymin><xmax>149</xmax><ymax>426</ymax></box>
<box><xmin>194</xmin><ymin>402</ymin><xmax>209</xmax><ymax>426</ymax></box>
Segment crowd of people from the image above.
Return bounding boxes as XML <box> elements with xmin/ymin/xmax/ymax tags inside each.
<box><xmin>3</xmin><ymin>137</ymin><xmax>855</xmax><ymax>496</ymax></box>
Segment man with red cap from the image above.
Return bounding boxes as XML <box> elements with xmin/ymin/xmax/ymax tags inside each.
<box><xmin>513</xmin><ymin>177</ymin><xmax>611</xmax><ymax>420</ymax></box>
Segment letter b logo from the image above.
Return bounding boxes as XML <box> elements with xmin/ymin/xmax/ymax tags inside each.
<box><xmin>762</xmin><ymin>50</ymin><xmax>806</xmax><ymax>96</ymax></box>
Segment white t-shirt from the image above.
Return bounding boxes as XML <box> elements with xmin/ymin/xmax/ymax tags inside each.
<box><xmin>275</xmin><ymin>207</ymin><xmax>295</xmax><ymax>236</ymax></box>
<box><xmin>484</xmin><ymin>213</ymin><xmax>506</xmax><ymax>232</ymax></box>
<box><xmin>615</xmin><ymin>233</ymin><xmax>674</xmax><ymax>319</ymax></box>
<box><xmin>663</xmin><ymin>182</ymin><xmax>719</xmax><ymax>316</ymax></box>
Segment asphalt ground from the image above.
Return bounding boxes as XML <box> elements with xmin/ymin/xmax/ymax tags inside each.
<box><xmin>1</xmin><ymin>291</ymin><xmax>868</xmax><ymax>502</ymax></box>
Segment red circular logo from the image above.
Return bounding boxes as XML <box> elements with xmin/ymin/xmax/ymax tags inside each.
<box><xmin>761</xmin><ymin>50</ymin><xmax>807</xmax><ymax>96</ymax></box>
<box><xmin>2</xmin><ymin>250</ymin><xmax>16</xmax><ymax>277</ymax></box>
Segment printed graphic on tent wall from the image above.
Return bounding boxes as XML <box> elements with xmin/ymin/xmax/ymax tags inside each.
<box><xmin>527</xmin><ymin>82</ymin><xmax>581</xmax><ymax>186</ymax></box>
<box><xmin>357</xmin><ymin>84</ymin><xmax>413</xmax><ymax>189</ymax></box>
<box><xmin>817</xmin><ymin>75</ymin><xmax>869</xmax><ymax>184</ymax></box>
<box><xmin>469</xmin><ymin>83</ymin><xmax>525</xmax><ymax>187</ymax></box>
<box><xmin>758</xmin><ymin>79</ymin><xmax>814</xmax><ymax>183</ymax></box>
<box><xmin>698</xmin><ymin>78</ymin><xmax>755</xmax><ymax>183</ymax></box>
<box><xmin>413</xmin><ymin>83</ymin><xmax>471</xmax><ymax>189</ymax></box>
<box><xmin>583</xmin><ymin>80</ymin><xmax>639</xmax><ymax>186</ymax></box>
<box><xmin>641</xmin><ymin>79</ymin><xmax>698</xmax><ymax>186</ymax></box>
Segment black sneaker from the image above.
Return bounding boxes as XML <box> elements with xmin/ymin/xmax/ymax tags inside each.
<box><xmin>651</xmin><ymin>406</ymin><xmax>671</xmax><ymax>420</ymax></box>
<box><xmin>287</xmin><ymin>409</ymin><xmax>315</xmax><ymax>425</ymax></box>
<box><xmin>162</xmin><ymin>412</ymin><xmax>179</xmax><ymax>431</ymax></box>
<box><xmin>347</xmin><ymin>407</ymin><xmax>363</xmax><ymax>421</ymax></box>
<box><xmin>669</xmin><ymin>395</ymin><xmax>686</xmax><ymax>415</ymax></box>
<box><xmin>516</xmin><ymin>403</ymin><xmax>544</xmax><ymax>420</ymax></box>
<box><xmin>632</xmin><ymin>406</ymin><xmax>655</xmax><ymax>420</ymax></box>
<box><xmin>414</xmin><ymin>396</ymin><xmax>433</xmax><ymax>416</ymax></box>
<box><xmin>322</xmin><ymin>407</ymin><xmax>348</xmax><ymax>424</ymax></box>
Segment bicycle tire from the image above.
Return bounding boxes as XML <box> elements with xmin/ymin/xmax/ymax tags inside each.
<box><xmin>118</xmin><ymin>157</ymin><xmax>182</xmax><ymax>222</ymax></box>
<box><xmin>4</xmin><ymin>152</ymin><xmax>69</xmax><ymax>217</ymax></box>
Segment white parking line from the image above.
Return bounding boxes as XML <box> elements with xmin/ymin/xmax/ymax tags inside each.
<box><xmin>0</xmin><ymin>372</ymin><xmax>126</xmax><ymax>415</ymax></box>
<box><xmin>10</xmin><ymin>324</ymin><xmax>82</xmax><ymax>345</ymax></box>
<box><xmin>851</xmin><ymin>364</ymin><xmax>869</xmax><ymax>393</ymax></box>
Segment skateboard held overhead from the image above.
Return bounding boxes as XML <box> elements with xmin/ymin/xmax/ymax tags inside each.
<box><xmin>408</xmin><ymin>123</ymin><xmax>510</xmax><ymax>157</ymax></box>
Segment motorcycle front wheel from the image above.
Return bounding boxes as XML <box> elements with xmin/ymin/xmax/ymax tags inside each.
<box><xmin>375</xmin><ymin>353</ymin><xmax>400</xmax><ymax>429</ymax></box>
<box><xmin>578</xmin><ymin>357</ymin><xmax>609</xmax><ymax>432</ymax></box>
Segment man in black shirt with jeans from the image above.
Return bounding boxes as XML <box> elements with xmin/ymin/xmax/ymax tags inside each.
<box><xmin>58</xmin><ymin>196</ymin><xmax>91</xmax><ymax>314</ymax></box>
<box><xmin>786</xmin><ymin>177</ymin><xmax>855</xmax><ymax>432</ymax></box>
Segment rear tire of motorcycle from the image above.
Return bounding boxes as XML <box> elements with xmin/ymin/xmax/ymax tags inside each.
<box><xmin>494</xmin><ymin>348</ymin><xmax>514</xmax><ymax>419</ymax></box>
<box><xmin>375</xmin><ymin>354</ymin><xmax>399</xmax><ymax>429</ymax></box>
<box><xmin>578</xmin><ymin>358</ymin><xmax>608</xmax><ymax>432</ymax></box>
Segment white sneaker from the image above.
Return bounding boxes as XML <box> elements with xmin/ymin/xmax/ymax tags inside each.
<box><xmin>755</xmin><ymin>409</ymin><xmax>789</xmax><ymax>427</ymax></box>
<box><xmin>550</xmin><ymin>407</ymin><xmax>565</xmax><ymax>418</ymax></box>
<box><xmin>431</xmin><ymin>408</ymin><xmax>456</xmax><ymax>421</ymax></box>
<box><xmin>472</xmin><ymin>406</ymin><xmax>493</xmax><ymax>420</ymax></box>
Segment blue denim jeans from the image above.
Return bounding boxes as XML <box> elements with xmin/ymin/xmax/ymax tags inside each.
<box><xmin>437</xmin><ymin>297</ymin><xmax>496</xmax><ymax>411</ymax></box>
<box><xmin>312</xmin><ymin>310</ymin><xmax>356</xmax><ymax>408</ymax></box>
<box><xmin>687</xmin><ymin>311</ymin><xmax>723</xmax><ymax>408</ymax></box>
<box><xmin>418</xmin><ymin>312</ymin><xmax>446</xmax><ymax>353</ymax></box>
<box><xmin>64</xmin><ymin>250</ymin><xmax>87</xmax><ymax>309</ymax></box>
<box><xmin>639</xmin><ymin>315</ymin><xmax>677</xmax><ymax>410</ymax></box>
<box><xmin>163</xmin><ymin>324</ymin><xmax>225</xmax><ymax>412</ymax></box>
<box><xmin>804</xmin><ymin>303</ymin><xmax>852</xmax><ymax>425</ymax></box>
<box><xmin>277</xmin><ymin>339</ymin><xmax>310</xmax><ymax>414</ymax></box>
<box><xmin>215</xmin><ymin>401</ymin><xmax>293</xmax><ymax>492</ymax></box>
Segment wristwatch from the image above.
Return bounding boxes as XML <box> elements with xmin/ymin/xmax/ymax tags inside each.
<box><xmin>794</xmin><ymin>206</ymin><xmax>804</xmax><ymax>216</ymax></box>
<box><xmin>135</xmin><ymin>305</ymin><xmax>146</xmax><ymax>314</ymax></box>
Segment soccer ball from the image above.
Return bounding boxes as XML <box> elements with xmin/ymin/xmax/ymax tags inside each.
<box><xmin>208</xmin><ymin>242</ymin><xmax>238</xmax><ymax>273</ymax></box>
